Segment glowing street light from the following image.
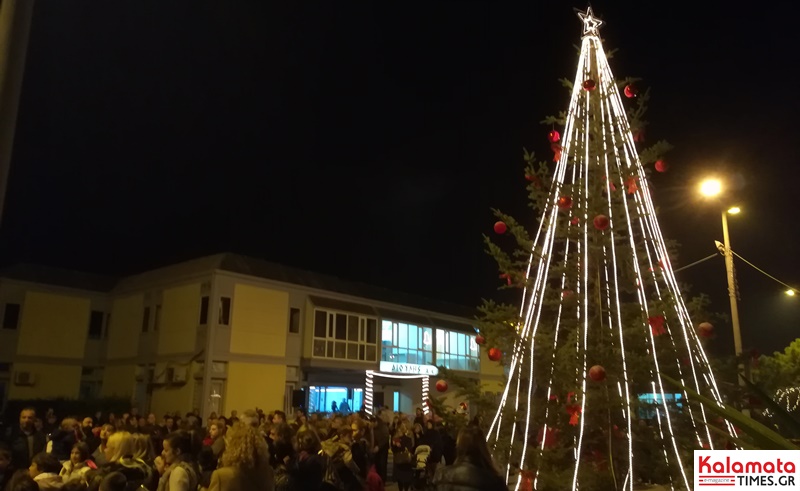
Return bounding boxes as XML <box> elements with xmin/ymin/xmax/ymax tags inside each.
<box><xmin>699</xmin><ymin>178</ymin><xmax>722</xmax><ymax>197</ymax></box>
<box><xmin>699</xmin><ymin>178</ymin><xmax>747</xmax><ymax>412</ymax></box>
<box><xmin>787</xmin><ymin>289</ymin><xmax>797</xmax><ymax>297</ymax></box>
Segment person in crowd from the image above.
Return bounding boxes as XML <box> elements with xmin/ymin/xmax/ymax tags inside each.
<box><xmin>3</xmin><ymin>408</ymin><xmax>46</xmax><ymax>472</ymax></box>
<box><xmin>202</xmin><ymin>420</ymin><xmax>225</xmax><ymax>461</ymax></box>
<box><xmin>80</xmin><ymin>419</ymin><xmax>98</xmax><ymax>453</ymax></box>
<box><xmin>132</xmin><ymin>434</ymin><xmax>156</xmax><ymax>465</ymax></box>
<box><xmin>391</xmin><ymin>428</ymin><xmax>414</xmax><ymax>491</ymax></box>
<box><xmin>288</xmin><ymin>430</ymin><xmax>322</xmax><ymax>491</ymax></box>
<box><xmin>370</xmin><ymin>411</ymin><xmax>390</xmax><ymax>484</ymax></box>
<box><xmin>29</xmin><ymin>452</ymin><xmax>63</xmax><ymax>490</ymax></box>
<box><xmin>59</xmin><ymin>443</ymin><xmax>95</xmax><ymax>483</ymax></box>
<box><xmin>7</xmin><ymin>469</ymin><xmax>40</xmax><ymax>491</ymax></box>
<box><xmin>48</xmin><ymin>418</ymin><xmax>82</xmax><ymax>462</ymax></box>
<box><xmin>423</xmin><ymin>420</ymin><xmax>443</xmax><ymax>479</ymax></box>
<box><xmin>0</xmin><ymin>447</ymin><xmax>14</xmax><ymax>491</ymax></box>
<box><xmin>90</xmin><ymin>425</ymin><xmax>115</xmax><ymax>467</ymax></box>
<box><xmin>205</xmin><ymin>422</ymin><xmax>274</xmax><ymax>491</ymax></box>
<box><xmin>84</xmin><ymin>431</ymin><xmax>154</xmax><ymax>491</ymax></box>
<box><xmin>432</xmin><ymin>425</ymin><xmax>506</xmax><ymax>491</ymax></box>
<box><xmin>411</xmin><ymin>424</ymin><xmax>424</xmax><ymax>449</ymax></box>
<box><xmin>157</xmin><ymin>432</ymin><xmax>199</xmax><ymax>491</ymax></box>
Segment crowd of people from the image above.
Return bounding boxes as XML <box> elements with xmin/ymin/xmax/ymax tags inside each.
<box><xmin>0</xmin><ymin>405</ymin><xmax>507</xmax><ymax>491</ymax></box>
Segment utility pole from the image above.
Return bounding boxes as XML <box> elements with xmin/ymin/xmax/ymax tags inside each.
<box><xmin>0</xmin><ymin>0</ymin><xmax>35</xmax><ymax>227</ymax></box>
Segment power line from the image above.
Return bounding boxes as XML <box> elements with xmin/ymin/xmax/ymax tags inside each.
<box><xmin>732</xmin><ymin>251</ymin><xmax>798</xmax><ymax>294</ymax></box>
<box><xmin>673</xmin><ymin>253</ymin><xmax>718</xmax><ymax>273</ymax></box>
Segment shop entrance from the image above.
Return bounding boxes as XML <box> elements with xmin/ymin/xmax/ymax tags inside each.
<box><xmin>364</xmin><ymin>370</ymin><xmax>430</xmax><ymax>416</ymax></box>
<box><xmin>308</xmin><ymin>385</ymin><xmax>364</xmax><ymax>414</ymax></box>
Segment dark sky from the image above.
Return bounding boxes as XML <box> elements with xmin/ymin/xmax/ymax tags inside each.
<box><xmin>2</xmin><ymin>3</ymin><xmax>798</xmax><ymax>354</ymax></box>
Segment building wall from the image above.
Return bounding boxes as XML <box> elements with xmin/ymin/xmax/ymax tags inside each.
<box><xmin>16</xmin><ymin>292</ymin><xmax>90</xmax><ymax>359</ymax></box>
<box><xmin>229</xmin><ymin>284</ymin><xmax>288</xmax><ymax>357</ymax></box>
<box><xmin>157</xmin><ymin>284</ymin><xmax>201</xmax><ymax>355</ymax></box>
<box><xmin>101</xmin><ymin>365</ymin><xmax>136</xmax><ymax>398</ymax></box>
<box><xmin>8</xmin><ymin>363</ymin><xmax>81</xmax><ymax>399</ymax></box>
<box><xmin>107</xmin><ymin>295</ymin><xmax>144</xmax><ymax>360</ymax></box>
<box><xmin>150</xmin><ymin>380</ymin><xmax>194</xmax><ymax>417</ymax></box>
<box><xmin>225</xmin><ymin>362</ymin><xmax>286</xmax><ymax>414</ymax></box>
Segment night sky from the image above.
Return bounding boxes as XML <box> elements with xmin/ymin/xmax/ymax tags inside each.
<box><xmin>2</xmin><ymin>3</ymin><xmax>798</xmax><ymax>355</ymax></box>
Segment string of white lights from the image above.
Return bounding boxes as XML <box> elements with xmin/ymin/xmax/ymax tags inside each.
<box><xmin>487</xmin><ymin>9</ymin><xmax>733</xmax><ymax>489</ymax></box>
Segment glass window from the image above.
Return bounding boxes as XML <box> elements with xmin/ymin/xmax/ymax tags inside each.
<box><xmin>88</xmin><ymin>311</ymin><xmax>104</xmax><ymax>339</ymax></box>
<box><xmin>335</xmin><ymin>314</ymin><xmax>347</xmax><ymax>340</ymax></box>
<box><xmin>141</xmin><ymin>307</ymin><xmax>150</xmax><ymax>333</ymax></box>
<box><xmin>312</xmin><ymin>309</ymin><xmax>379</xmax><ymax>362</ymax></box>
<box><xmin>380</xmin><ymin>321</ymin><xmax>434</xmax><ymax>366</ymax></box>
<box><xmin>199</xmin><ymin>297</ymin><xmax>209</xmax><ymax>325</ymax></box>
<box><xmin>314</xmin><ymin>310</ymin><xmax>327</xmax><ymax>338</ymax></box>
<box><xmin>435</xmin><ymin>328</ymin><xmax>479</xmax><ymax>372</ymax></box>
<box><xmin>2</xmin><ymin>303</ymin><xmax>20</xmax><ymax>330</ymax></box>
<box><xmin>289</xmin><ymin>308</ymin><xmax>301</xmax><ymax>333</ymax></box>
<box><xmin>347</xmin><ymin>316</ymin><xmax>359</xmax><ymax>341</ymax></box>
<box><xmin>219</xmin><ymin>297</ymin><xmax>231</xmax><ymax>325</ymax></box>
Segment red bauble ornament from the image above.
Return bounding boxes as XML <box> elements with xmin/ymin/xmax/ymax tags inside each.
<box><xmin>547</xmin><ymin>130</ymin><xmax>561</xmax><ymax>143</ymax></box>
<box><xmin>589</xmin><ymin>365</ymin><xmax>606</xmax><ymax>382</ymax></box>
<box><xmin>493</xmin><ymin>221</ymin><xmax>507</xmax><ymax>234</ymax></box>
<box><xmin>570</xmin><ymin>216</ymin><xmax>580</xmax><ymax>225</ymax></box>
<box><xmin>499</xmin><ymin>273</ymin><xmax>512</xmax><ymax>286</ymax></box>
<box><xmin>582</xmin><ymin>79</ymin><xmax>597</xmax><ymax>91</ymax></box>
<box><xmin>561</xmin><ymin>290</ymin><xmax>573</xmax><ymax>299</ymax></box>
<box><xmin>557</xmin><ymin>196</ymin><xmax>573</xmax><ymax>210</ymax></box>
<box><xmin>648</xmin><ymin>315</ymin><xmax>666</xmax><ymax>336</ymax></box>
<box><xmin>623</xmin><ymin>84</ymin><xmax>638</xmax><ymax>98</ymax></box>
<box><xmin>698</xmin><ymin>322</ymin><xmax>714</xmax><ymax>338</ymax></box>
<box><xmin>475</xmin><ymin>335</ymin><xmax>486</xmax><ymax>346</ymax></box>
<box><xmin>435</xmin><ymin>379</ymin><xmax>448</xmax><ymax>392</ymax></box>
<box><xmin>593</xmin><ymin>214</ymin><xmax>610</xmax><ymax>231</ymax></box>
<box><xmin>536</xmin><ymin>426</ymin><xmax>560</xmax><ymax>449</ymax></box>
<box><xmin>654</xmin><ymin>159</ymin><xmax>668</xmax><ymax>172</ymax></box>
<box><xmin>488</xmin><ymin>348</ymin><xmax>502</xmax><ymax>362</ymax></box>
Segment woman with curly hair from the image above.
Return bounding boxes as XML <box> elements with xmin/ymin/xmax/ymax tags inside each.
<box><xmin>206</xmin><ymin>422</ymin><xmax>274</xmax><ymax>491</ymax></box>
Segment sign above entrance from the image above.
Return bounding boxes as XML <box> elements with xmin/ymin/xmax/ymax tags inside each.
<box><xmin>379</xmin><ymin>361</ymin><xmax>439</xmax><ymax>376</ymax></box>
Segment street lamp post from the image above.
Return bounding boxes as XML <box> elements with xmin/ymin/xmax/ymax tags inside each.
<box><xmin>700</xmin><ymin>179</ymin><xmax>748</xmax><ymax>414</ymax></box>
<box><xmin>721</xmin><ymin>209</ymin><xmax>743</xmax><ymax>361</ymax></box>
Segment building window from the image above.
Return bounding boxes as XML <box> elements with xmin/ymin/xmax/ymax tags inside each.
<box><xmin>2</xmin><ymin>303</ymin><xmax>21</xmax><ymax>330</ymax></box>
<box><xmin>199</xmin><ymin>296</ymin><xmax>209</xmax><ymax>324</ymax></box>
<box><xmin>219</xmin><ymin>297</ymin><xmax>231</xmax><ymax>325</ymax></box>
<box><xmin>381</xmin><ymin>321</ymin><xmax>433</xmax><ymax>366</ymax></box>
<box><xmin>88</xmin><ymin>311</ymin><xmax>104</xmax><ymax>340</ymax></box>
<box><xmin>289</xmin><ymin>308</ymin><xmax>300</xmax><ymax>333</ymax></box>
<box><xmin>312</xmin><ymin>309</ymin><xmax>378</xmax><ymax>362</ymax></box>
<box><xmin>435</xmin><ymin>329</ymin><xmax>480</xmax><ymax>372</ymax></box>
<box><xmin>154</xmin><ymin>305</ymin><xmax>162</xmax><ymax>331</ymax></box>
<box><xmin>142</xmin><ymin>307</ymin><xmax>151</xmax><ymax>333</ymax></box>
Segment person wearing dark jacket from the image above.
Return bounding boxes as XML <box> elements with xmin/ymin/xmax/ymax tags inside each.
<box><xmin>432</xmin><ymin>426</ymin><xmax>506</xmax><ymax>491</ymax></box>
<box><xmin>422</xmin><ymin>421</ymin><xmax>443</xmax><ymax>478</ymax></box>
<box><xmin>2</xmin><ymin>408</ymin><xmax>46</xmax><ymax>471</ymax></box>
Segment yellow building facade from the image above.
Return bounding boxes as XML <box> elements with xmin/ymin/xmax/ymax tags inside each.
<box><xmin>0</xmin><ymin>254</ymin><xmax>502</xmax><ymax>418</ymax></box>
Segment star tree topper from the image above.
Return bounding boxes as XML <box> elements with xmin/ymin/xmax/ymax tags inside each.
<box><xmin>577</xmin><ymin>6</ymin><xmax>604</xmax><ymax>36</ymax></box>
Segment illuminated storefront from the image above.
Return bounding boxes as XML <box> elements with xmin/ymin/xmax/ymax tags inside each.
<box><xmin>307</xmin><ymin>386</ymin><xmax>364</xmax><ymax>413</ymax></box>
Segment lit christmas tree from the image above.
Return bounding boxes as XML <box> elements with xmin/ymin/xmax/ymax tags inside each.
<box><xmin>481</xmin><ymin>8</ymin><xmax>735</xmax><ymax>490</ymax></box>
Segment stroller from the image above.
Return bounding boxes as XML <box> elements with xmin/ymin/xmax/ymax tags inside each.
<box><xmin>413</xmin><ymin>445</ymin><xmax>432</xmax><ymax>490</ymax></box>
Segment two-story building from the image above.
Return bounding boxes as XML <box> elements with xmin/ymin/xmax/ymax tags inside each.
<box><xmin>0</xmin><ymin>253</ymin><xmax>504</xmax><ymax>418</ymax></box>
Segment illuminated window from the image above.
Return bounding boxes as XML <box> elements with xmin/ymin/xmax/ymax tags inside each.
<box><xmin>312</xmin><ymin>309</ymin><xmax>378</xmax><ymax>362</ymax></box>
<box><xmin>435</xmin><ymin>329</ymin><xmax>479</xmax><ymax>372</ymax></box>
<box><xmin>638</xmin><ymin>393</ymin><xmax>683</xmax><ymax>419</ymax></box>
<box><xmin>380</xmin><ymin>321</ymin><xmax>433</xmax><ymax>365</ymax></box>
